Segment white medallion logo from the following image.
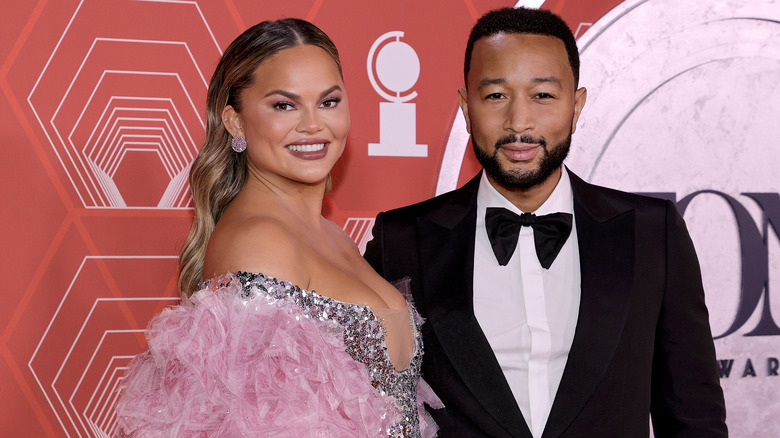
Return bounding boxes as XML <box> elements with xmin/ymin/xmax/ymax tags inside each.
<box><xmin>367</xmin><ymin>31</ymin><xmax>427</xmax><ymax>157</ymax></box>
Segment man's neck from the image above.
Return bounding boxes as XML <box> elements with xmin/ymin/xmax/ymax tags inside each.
<box><xmin>486</xmin><ymin>167</ymin><xmax>563</xmax><ymax>213</ymax></box>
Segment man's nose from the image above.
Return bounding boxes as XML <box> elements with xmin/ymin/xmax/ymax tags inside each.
<box><xmin>504</xmin><ymin>98</ymin><xmax>534</xmax><ymax>133</ymax></box>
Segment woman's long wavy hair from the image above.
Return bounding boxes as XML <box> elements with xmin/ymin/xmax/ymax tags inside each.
<box><xmin>179</xmin><ymin>19</ymin><xmax>343</xmax><ymax>296</ymax></box>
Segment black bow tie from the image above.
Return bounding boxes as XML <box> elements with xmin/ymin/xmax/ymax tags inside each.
<box><xmin>485</xmin><ymin>207</ymin><xmax>573</xmax><ymax>269</ymax></box>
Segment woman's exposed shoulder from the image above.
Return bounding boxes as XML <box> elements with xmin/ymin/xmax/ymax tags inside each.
<box><xmin>321</xmin><ymin>217</ymin><xmax>361</xmax><ymax>249</ymax></box>
<box><xmin>204</xmin><ymin>215</ymin><xmax>310</xmax><ymax>288</ymax></box>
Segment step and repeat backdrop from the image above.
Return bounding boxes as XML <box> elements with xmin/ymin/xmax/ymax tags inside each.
<box><xmin>1</xmin><ymin>0</ymin><xmax>778</xmax><ymax>436</ymax></box>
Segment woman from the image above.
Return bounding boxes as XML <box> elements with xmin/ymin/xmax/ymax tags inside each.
<box><xmin>116</xmin><ymin>19</ymin><xmax>440</xmax><ymax>437</ymax></box>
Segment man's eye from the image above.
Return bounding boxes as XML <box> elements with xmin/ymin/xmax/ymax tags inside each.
<box><xmin>536</xmin><ymin>93</ymin><xmax>554</xmax><ymax>99</ymax></box>
<box><xmin>485</xmin><ymin>93</ymin><xmax>504</xmax><ymax>100</ymax></box>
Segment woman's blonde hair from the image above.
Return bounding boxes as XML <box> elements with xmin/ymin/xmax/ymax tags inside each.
<box><xmin>178</xmin><ymin>18</ymin><xmax>343</xmax><ymax>296</ymax></box>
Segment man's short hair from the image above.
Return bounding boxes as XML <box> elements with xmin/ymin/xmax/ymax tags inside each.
<box><xmin>464</xmin><ymin>7</ymin><xmax>580</xmax><ymax>88</ymax></box>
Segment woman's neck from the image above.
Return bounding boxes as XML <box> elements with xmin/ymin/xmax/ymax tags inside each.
<box><xmin>239</xmin><ymin>170</ymin><xmax>327</xmax><ymax>228</ymax></box>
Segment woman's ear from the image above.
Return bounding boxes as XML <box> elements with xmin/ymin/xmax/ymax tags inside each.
<box><xmin>222</xmin><ymin>105</ymin><xmax>243</xmax><ymax>137</ymax></box>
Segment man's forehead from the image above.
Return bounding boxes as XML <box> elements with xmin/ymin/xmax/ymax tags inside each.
<box><xmin>469</xmin><ymin>33</ymin><xmax>572</xmax><ymax>82</ymax></box>
<box><xmin>474</xmin><ymin>32</ymin><xmax>567</xmax><ymax>53</ymax></box>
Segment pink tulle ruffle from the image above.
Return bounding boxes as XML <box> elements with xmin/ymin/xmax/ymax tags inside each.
<box><xmin>416</xmin><ymin>378</ymin><xmax>444</xmax><ymax>437</ymax></box>
<box><xmin>116</xmin><ymin>275</ymin><xmax>401</xmax><ymax>437</ymax></box>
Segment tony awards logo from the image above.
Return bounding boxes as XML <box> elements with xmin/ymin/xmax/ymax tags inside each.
<box><xmin>367</xmin><ymin>31</ymin><xmax>427</xmax><ymax>157</ymax></box>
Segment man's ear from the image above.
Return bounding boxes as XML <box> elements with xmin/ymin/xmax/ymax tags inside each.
<box><xmin>222</xmin><ymin>105</ymin><xmax>244</xmax><ymax>137</ymax></box>
<box><xmin>457</xmin><ymin>88</ymin><xmax>471</xmax><ymax>134</ymax></box>
<box><xmin>571</xmin><ymin>87</ymin><xmax>587</xmax><ymax>134</ymax></box>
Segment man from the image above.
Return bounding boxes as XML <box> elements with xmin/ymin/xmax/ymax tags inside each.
<box><xmin>364</xmin><ymin>7</ymin><xmax>727</xmax><ymax>438</ymax></box>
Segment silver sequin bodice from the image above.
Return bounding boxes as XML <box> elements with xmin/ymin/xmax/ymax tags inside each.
<box><xmin>232</xmin><ymin>271</ymin><xmax>425</xmax><ymax>437</ymax></box>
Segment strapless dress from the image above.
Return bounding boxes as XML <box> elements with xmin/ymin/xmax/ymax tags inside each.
<box><xmin>115</xmin><ymin>271</ymin><xmax>441</xmax><ymax>437</ymax></box>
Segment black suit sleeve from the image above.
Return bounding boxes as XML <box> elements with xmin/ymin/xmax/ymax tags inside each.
<box><xmin>364</xmin><ymin>212</ymin><xmax>385</xmax><ymax>277</ymax></box>
<box><xmin>650</xmin><ymin>200</ymin><xmax>728</xmax><ymax>437</ymax></box>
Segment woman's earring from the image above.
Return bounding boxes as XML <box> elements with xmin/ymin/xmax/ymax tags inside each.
<box><xmin>231</xmin><ymin>136</ymin><xmax>247</xmax><ymax>153</ymax></box>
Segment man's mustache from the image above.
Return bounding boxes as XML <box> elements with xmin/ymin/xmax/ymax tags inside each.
<box><xmin>494</xmin><ymin>134</ymin><xmax>546</xmax><ymax>150</ymax></box>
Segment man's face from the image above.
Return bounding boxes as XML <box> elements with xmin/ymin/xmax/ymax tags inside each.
<box><xmin>459</xmin><ymin>33</ymin><xmax>586</xmax><ymax>189</ymax></box>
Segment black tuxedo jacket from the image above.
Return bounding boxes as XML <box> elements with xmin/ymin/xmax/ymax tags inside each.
<box><xmin>364</xmin><ymin>169</ymin><xmax>727</xmax><ymax>438</ymax></box>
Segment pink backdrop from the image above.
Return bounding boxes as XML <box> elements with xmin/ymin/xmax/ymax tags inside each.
<box><xmin>2</xmin><ymin>0</ymin><xmax>778</xmax><ymax>436</ymax></box>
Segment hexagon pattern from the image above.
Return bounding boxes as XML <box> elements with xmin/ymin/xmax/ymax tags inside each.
<box><xmin>3</xmin><ymin>0</ymin><xmax>775</xmax><ymax>436</ymax></box>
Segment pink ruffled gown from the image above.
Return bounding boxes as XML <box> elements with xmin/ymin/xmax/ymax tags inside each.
<box><xmin>115</xmin><ymin>272</ymin><xmax>442</xmax><ymax>437</ymax></box>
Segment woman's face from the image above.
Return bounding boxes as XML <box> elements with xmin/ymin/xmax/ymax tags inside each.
<box><xmin>224</xmin><ymin>44</ymin><xmax>349</xmax><ymax>188</ymax></box>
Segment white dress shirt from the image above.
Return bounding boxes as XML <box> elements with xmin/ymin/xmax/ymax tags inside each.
<box><xmin>473</xmin><ymin>170</ymin><xmax>581</xmax><ymax>438</ymax></box>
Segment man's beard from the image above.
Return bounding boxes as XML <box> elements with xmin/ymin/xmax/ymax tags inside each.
<box><xmin>472</xmin><ymin>131</ymin><xmax>571</xmax><ymax>190</ymax></box>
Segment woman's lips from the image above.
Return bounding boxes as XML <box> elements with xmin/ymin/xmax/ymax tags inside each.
<box><xmin>286</xmin><ymin>141</ymin><xmax>329</xmax><ymax>160</ymax></box>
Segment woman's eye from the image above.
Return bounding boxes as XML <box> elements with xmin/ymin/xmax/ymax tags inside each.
<box><xmin>320</xmin><ymin>97</ymin><xmax>341</xmax><ymax>108</ymax></box>
<box><xmin>274</xmin><ymin>102</ymin><xmax>294</xmax><ymax>110</ymax></box>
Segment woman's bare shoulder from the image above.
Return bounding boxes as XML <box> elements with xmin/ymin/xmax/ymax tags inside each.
<box><xmin>203</xmin><ymin>216</ymin><xmax>310</xmax><ymax>287</ymax></box>
<box><xmin>321</xmin><ymin>218</ymin><xmax>361</xmax><ymax>250</ymax></box>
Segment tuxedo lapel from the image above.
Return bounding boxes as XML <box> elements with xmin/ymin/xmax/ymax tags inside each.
<box><xmin>418</xmin><ymin>174</ymin><xmax>530</xmax><ymax>438</ymax></box>
<box><xmin>542</xmin><ymin>170</ymin><xmax>635</xmax><ymax>438</ymax></box>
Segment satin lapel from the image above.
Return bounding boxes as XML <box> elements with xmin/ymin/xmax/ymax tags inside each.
<box><xmin>543</xmin><ymin>171</ymin><xmax>635</xmax><ymax>438</ymax></box>
<box><xmin>418</xmin><ymin>174</ymin><xmax>530</xmax><ymax>438</ymax></box>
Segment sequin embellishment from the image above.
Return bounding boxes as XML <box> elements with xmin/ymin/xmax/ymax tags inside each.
<box><xmin>204</xmin><ymin>272</ymin><xmax>425</xmax><ymax>437</ymax></box>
